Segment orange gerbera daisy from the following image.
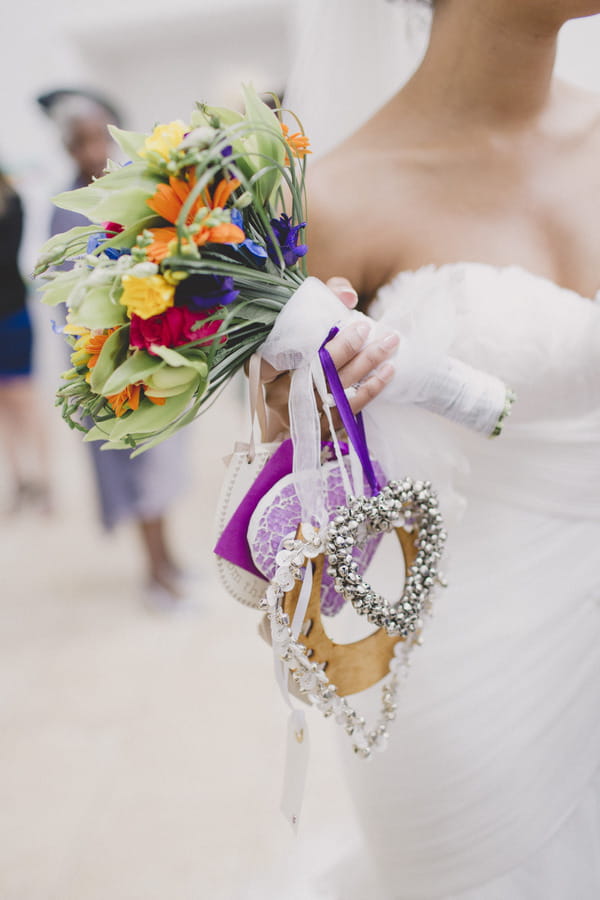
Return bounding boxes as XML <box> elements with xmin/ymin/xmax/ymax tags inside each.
<box><xmin>106</xmin><ymin>382</ymin><xmax>166</xmax><ymax>417</ymax></box>
<box><xmin>281</xmin><ymin>123</ymin><xmax>311</xmax><ymax>164</ymax></box>
<box><xmin>69</xmin><ymin>326</ymin><xmax>119</xmax><ymax>382</ymax></box>
<box><xmin>145</xmin><ymin>174</ymin><xmax>245</xmax><ymax>263</ymax></box>
<box><xmin>106</xmin><ymin>383</ymin><xmax>141</xmax><ymax>417</ymax></box>
<box><xmin>85</xmin><ymin>328</ymin><xmax>118</xmax><ymax>371</ymax></box>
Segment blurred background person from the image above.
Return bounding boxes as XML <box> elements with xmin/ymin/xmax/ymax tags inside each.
<box><xmin>39</xmin><ymin>88</ymin><xmax>192</xmax><ymax>609</ymax></box>
<box><xmin>0</xmin><ymin>168</ymin><xmax>51</xmax><ymax>515</ymax></box>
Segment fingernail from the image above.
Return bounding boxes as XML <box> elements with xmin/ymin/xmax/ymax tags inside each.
<box><xmin>339</xmin><ymin>288</ymin><xmax>358</xmax><ymax>308</ymax></box>
<box><xmin>355</xmin><ymin>322</ymin><xmax>370</xmax><ymax>339</ymax></box>
<box><xmin>377</xmin><ymin>362</ymin><xmax>395</xmax><ymax>383</ymax></box>
<box><xmin>379</xmin><ymin>332</ymin><xmax>400</xmax><ymax>352</ymax></box>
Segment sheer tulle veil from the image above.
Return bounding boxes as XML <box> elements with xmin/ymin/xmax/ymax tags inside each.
<box><xmin>284</xmin><ymin>0</ymin><xmax>430</xmax><ymax>158</ymax></box>
<box><xmin>284</xmin><ymin>4</ymin><xmax>600</xmax><ymax>159</ymax></box>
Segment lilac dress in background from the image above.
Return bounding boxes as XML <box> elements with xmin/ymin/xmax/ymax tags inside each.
<box><xmin>50</xmin><ymin>188</ymin><xmax>185</xmax><ymax>529</ymax></box>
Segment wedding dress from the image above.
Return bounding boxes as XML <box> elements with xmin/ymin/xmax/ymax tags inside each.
<box><xmin>327</xmin><ymin>261</ymin><xmax>600</xmax><ymax>899</ymax></box>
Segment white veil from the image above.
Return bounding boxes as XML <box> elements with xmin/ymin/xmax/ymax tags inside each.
<box><xmin>284</xmin><ymin>0</ymin><xmax>430</xmax><ymax>158</ymax></box>
<box><xmin>284</xmin><ymin>4</ymin><xmax>600</xmax><ymax>159</ymax></box>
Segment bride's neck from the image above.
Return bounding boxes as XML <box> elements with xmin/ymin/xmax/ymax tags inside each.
<box><xmin>403</xmin><ymin>4</ymin><xmax>564</xmax><ymax>129</ymax></box>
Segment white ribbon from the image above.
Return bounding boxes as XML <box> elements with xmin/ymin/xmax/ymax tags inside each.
<box><xmin>259</xmin><ymin>276</ymin><xmax>510</xmax><ymax>523</ymax></box>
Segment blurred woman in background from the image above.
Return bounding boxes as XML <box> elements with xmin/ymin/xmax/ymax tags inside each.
<box><xmin>0</xmin><ymin>169</ymin><xmax>50</xmax><ymax>514</ymax></box>
<box><xmin>40</xmin><ymin>89</ymin><xmax>190</xmax><ymax>608</ymax></box>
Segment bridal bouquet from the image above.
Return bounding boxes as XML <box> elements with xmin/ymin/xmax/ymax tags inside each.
<box><xmin>36</xmin><ymin>86</ymin><xmax>311</xmax><ymax>454</ymax></box>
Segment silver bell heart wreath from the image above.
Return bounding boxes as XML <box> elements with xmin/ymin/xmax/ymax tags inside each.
<box><xmin>326</xmin><ymin>478</ymin><xmax>446</xmax><ymax>636</ymax></box>
<box><xmin>257</xmin><ymin>327</ymin><xmax>448</xmax><ymax>757</ymax></box>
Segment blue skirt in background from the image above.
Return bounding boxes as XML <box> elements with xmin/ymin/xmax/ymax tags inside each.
<box><xmin>0</xmin><ymin>306</ymin><xmax>33</xmax><ymax>378</ymax></box>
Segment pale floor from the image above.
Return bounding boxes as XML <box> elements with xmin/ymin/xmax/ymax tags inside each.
<box><xmin>0</xmin><ymin>320</ymin><xmax>366</xmax><ymax>900</ymax></box>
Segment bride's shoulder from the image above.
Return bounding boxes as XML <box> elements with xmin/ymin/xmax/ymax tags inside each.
<box><xmin>305</xmin><ymin>135</ymin><xmax>433</xmax><ymax>294</ymax></box>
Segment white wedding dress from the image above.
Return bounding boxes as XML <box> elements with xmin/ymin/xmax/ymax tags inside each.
<box><xmin>328</xmin><ymin>262</ymin><xmax>600</xmax><ymax>899</ymax></box>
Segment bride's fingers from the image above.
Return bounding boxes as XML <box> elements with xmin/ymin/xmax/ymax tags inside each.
<box><xmin>323</xmin><ymin>321</ymin><xmax>372</xmax><ymax>369</ymax></box>
<box><xmin>337</xmin><ymin>332</ymin><xmax>399</xmax><ymax>389</ymax></box>
<box><xmin>326</xmin><ymin>276</ymin><xmax>359</xmax><ymax>309</ymax></box>
<box><xmin>325</xmin><ymin>323</ymin><xmax>399</xmax><ymax>385</ymax></box>
<box><xmin>260</xmin><ymin>358</ymin><xmax>282</xmax><ymax>384</ymax></box>
<box><xmin>320</xmin><ymin>362</ymin><xmax>396</xmax><ymax>436</ymax></box>
<box><xmin>347</xmin><ymin>363</ymin><xmax>396</xmax><ymax>413</ymax></box>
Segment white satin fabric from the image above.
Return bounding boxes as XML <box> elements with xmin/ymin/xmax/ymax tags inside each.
<box><xmin>334</xmin><ymin>262</ymin><xmax>600</xmax><ymax>899</ymax></box>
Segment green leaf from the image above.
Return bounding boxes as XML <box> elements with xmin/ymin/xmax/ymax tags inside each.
<box><xmin>83</xmin><ymin>424</ymin><xmax>118</xmax><ymax>443</ymax></box>
<box><xmin>193</xmin><ymin>104</ymin><xmax>243</xmax><ymax>129</ymax></box>
<box><xmin>107</xmin><ymin>124</ymin><xmax>149</xmax><ymax>161</ymax></box>
<box><xmin>100</xmin><ymin>215</ymin><xmax>159</xmax><ymax>252</ymax></box>
<box><xmin>108</xmin><ymin>385</ymin><xmax>198</xmax><ymax>439</ymax></box>
<box><xmin>68</xmin><ymin>283</ymin><xmax>129</xmax><ymax>330</ymax></box>
<box><xmin>89</xmin><ymin>326</ymin><xmax>130</xmax><ymax>392</ymax></box>
<box><xmin>101</xmin><ymin>350</ymin><xmax>164</xmax><ymax>396</ymax></box>
<box><xmin>240</xmin><ymin>84</ymin><xmax>286</xmax><ymax>204</ymax></box>
<box><xmin>144</xmin><ymin>365</ymin><xmax>202</xmax><ymax>397</ymax></box>
<box><xmin>39</xmin><ymin>267</ymin><xmax>84</xmax><ymax>307</ymax></box>
<box><xmin>229</xmin><ymin>300</ymin><xmax>280</xmax><ymax>325</ymax></box>
<box><xmin>35</xmin><ymin>224</ymin><xmax>100</xmax><ymax>274</ymax></box>
<box><xmin>52</xmin><ymin>162</ymin><xmax>160</xmax><ymax>225</ymax></box>
<box><xmin>100</xmin><ymin>440</ymin><xmax>133</xmax><ymax>450</ymax></box>
<box><xmin>149</xmin><ymin>344</ymin><xmax>208</xmax><ymax>377</ymax></box>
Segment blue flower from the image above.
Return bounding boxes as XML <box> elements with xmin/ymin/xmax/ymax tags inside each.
<box><xmin>266</xmin><ymin>214</ymin><xmax>307</xmax><ymax>267</ymax></box>
<box><xmin>229</xmin><ymin>209</ymin><xmax>268</xmax><ymax>265</ymax></box>
<box><xmin>86</xmin><ymin>232</ymin><xmax>130</xmax><ymax>260</ymax></box>
<box><xmin>175</xmin><ymin>274</ymin><xmax>239</xmax><ymax>310</ymax></box>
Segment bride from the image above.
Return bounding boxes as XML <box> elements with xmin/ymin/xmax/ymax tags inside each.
<box><xmin>264</xmin><ymin>1</ymin><xmax>600</xmax><ymax>897</ymax></box>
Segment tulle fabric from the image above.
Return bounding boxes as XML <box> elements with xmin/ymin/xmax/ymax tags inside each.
<box><xmin>328</xmin><ymin>263</ymin><xmax>600</xmax><ymax>898</ymax></box>
<box><xmin>285</xmin><ymin>0</ymin><xmax>429</xmax><ymax>158</ymax></box>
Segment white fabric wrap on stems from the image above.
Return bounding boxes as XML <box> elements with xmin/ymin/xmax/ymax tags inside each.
<box><xmin>259</xmin><ymin>277</ymin><xmax>509</xmax><ymax>522</ymax></box>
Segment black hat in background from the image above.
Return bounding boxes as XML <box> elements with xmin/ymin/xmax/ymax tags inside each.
<box><xmin>37</xmin><ymin>88</ymin><xmax>123</xmax><ymax>128</ymax></box>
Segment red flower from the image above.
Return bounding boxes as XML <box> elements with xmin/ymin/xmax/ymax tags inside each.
<box><xmin>130</xmin><ymin>306</ymin><xmax>224</xmax><ymax>354</ymax></box>
<box><xmin>101</xmin><ymin>221</ymin><xmax>124</xmax><ymax>236</ymax></box>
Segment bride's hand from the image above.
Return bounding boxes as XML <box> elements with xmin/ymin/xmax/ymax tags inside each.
<box><xmin>262</xmin><ymin>276</ymin><xmax>398</xmax><ymax>437</ymax></box>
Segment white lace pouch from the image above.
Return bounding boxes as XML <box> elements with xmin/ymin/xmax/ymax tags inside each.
<box><xmin>214</xmin><ymin>441</ymin><xmax>281</xmax><ymax>608</ymax></box>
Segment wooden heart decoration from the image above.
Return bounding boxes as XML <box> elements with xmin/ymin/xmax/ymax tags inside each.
<box><xmin>262</xmin><ymin>479</ymin><xmax>446</xmax><ymax>757</ymax></box>
<box><xmin>281</xmin><ymin>524</ymin><xmax>419</xmax><ymax>697</ymax></box>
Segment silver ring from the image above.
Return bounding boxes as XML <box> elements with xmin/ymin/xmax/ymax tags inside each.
<box><xmin>344</xmin><ymin>382</ymin><xmax>362</xmax><ymax>400</ymax></box>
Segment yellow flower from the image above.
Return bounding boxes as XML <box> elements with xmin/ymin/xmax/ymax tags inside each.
<box><xmin>120</xmin><ymin>274</ymin><xmax>175</xmax><ymax>320</ymax></box>
<box><xmin>69</xmin><ymin>326</ymin><xmax>118</xmax><ymax>381</ymax></box>
<box><xmin>140</xmin><ymin>121</ymin><xmax>187</xmax><ymax>160</ymax></box>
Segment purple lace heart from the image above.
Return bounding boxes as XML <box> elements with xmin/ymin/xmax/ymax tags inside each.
<box><xmin>249</xmin><ymin>458</ymin><xmax>386</xmax><ymax>616</ymax></box>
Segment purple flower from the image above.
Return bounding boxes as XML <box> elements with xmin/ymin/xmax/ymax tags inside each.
<box><xmin>266</xmin><ymin>214</ymin><xmax>307</xmax><ymax>267</ymax></box>
<box><xmin>175</xmin><ymin>274</ymin><xmax>239</xmax><ymax>310</ymax></box>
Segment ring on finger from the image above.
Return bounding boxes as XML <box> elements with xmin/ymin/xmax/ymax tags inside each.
<box><xmin>344</xmin><ymin>382</ymin><xmax>362</xmax><ymax>400</ymax></box>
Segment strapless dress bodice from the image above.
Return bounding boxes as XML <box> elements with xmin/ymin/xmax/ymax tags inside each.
<box><xmin>368</xmin><ymin>262</ymin><xmax>600</xmax><ymax>521</ymax></box>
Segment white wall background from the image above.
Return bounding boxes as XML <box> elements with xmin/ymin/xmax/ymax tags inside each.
<box><xmin>1</xmin><ymin>3</ymin><xmax>599</xmax><ymax>271</ymax></box>
<box><xmin>1</xmin><ymin>0</ymin><xmax>289</xmax><ymax>271</ymax></box>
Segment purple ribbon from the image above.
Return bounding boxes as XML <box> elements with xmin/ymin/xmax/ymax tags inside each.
<box><xmin>318</xmin><ymin>327</ymin><xmax>381</xmax><ymax>496</ymax></box>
